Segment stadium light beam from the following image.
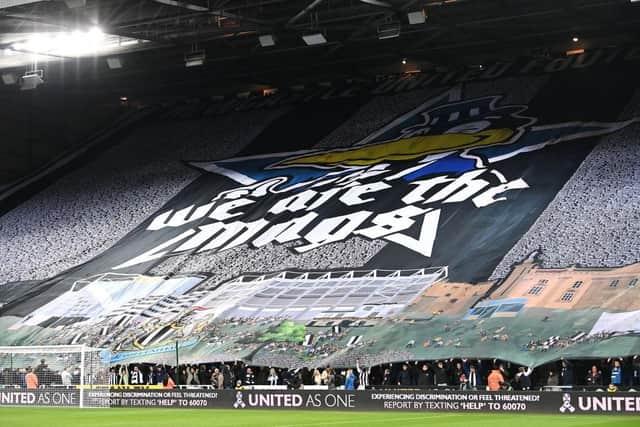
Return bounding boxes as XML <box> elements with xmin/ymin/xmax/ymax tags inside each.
<box><xmin>10</xmin><ymin>26</ymin><xmax>107</xmax><ymax>57</ymax></box>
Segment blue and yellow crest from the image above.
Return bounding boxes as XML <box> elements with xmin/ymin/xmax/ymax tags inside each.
<box><xmin>193</xmin><ymin>87</ymin><xmax>637</xmax><ymax>190</ymax></box>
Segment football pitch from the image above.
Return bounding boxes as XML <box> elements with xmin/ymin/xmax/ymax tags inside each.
<box><xmin>0</xmin><ymin>408</ymin><xmax>637</xmax><ymax>427</ymax></box>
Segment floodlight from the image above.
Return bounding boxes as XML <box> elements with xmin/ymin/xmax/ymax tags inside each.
<box><xmin>20</xmin><ymin>70</ymin><xmax>44</xmax><ymax>91</ymax></box>
<box><xmin>185</xmin><ymin>50</ymin><xmax>206</xmax><ymax>67</ymax></box>
<box><xmin>106</xmin><ymin>57</ymin><xmax>122</xmax><ymax>69</ymax></box>
<box><xmin>302</xmin><ymin>33</ymin><xmax>327</xmax><ymax>46</ymax></box>
<box><xmin>259</xmin><ymin>34</ymin><xmax>276</xmax><ymax>47</ymax></box>
<box><xmin>407</xmin><ymin>10</ymin><xmax>426</xmax><ymax>25</ymax></box>
<box><xmin>1</xmin><ymin>73</ymin><xmax>17</xmax><ymax>85</ymax></box>
<box><xmin>378</xmin><ymin>23</ymin><xmax>400</xmax><ymax>40</ymax></box>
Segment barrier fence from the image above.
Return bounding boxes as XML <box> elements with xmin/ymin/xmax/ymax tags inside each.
<box><xmin>0</xmin><ymin>389</ymin><xmax>639</xmax><ymax>415</ymax></box>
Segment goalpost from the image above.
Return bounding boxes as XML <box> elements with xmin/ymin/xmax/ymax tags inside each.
<box><xmin>0</xmin><ymin>345</ymin><xmax>111</xmax><ymax>408</ymax></box>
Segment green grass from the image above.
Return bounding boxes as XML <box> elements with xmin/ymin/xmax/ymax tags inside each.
<box><xmin>0</xmin><ymin>408</ymin><xmax>638</xmax><ymax>427</ymax></box>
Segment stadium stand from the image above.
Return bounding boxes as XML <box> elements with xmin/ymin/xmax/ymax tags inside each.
<box><xmin>0</xmin><ymin>108</ymin><xmax>284</xmax><ymax>284</ymax></box>
<box><xmin>491</xmin><ymin>90</ymin><xmax>640</xmax><ymax>279</ymax></box>
<box><xmin>3</xmin><ymin>75</ymin><xmax>640</xmax><ymax>286</ymax></box>
<box><xmin>2</xmin><ymin>0</ymin><xmax>640</xmax><ymax>422</ymax></box>
<box><xmin>2</xmin><ymin>68</ymin><xmax>640</xmax><ymax>370</ymax></box>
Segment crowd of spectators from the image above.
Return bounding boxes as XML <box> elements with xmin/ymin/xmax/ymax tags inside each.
<box><xmin>0</xmin><ymin>108</ymin><xmax>283</xmax><ymax>285</ymax></box>
<box><xmin>0</xmin><ymin>359</ymin><xmax>80</xmax><ymax>388</ymax></box>
<box><xmin>6</xmin><ymin>356</ymin><xmax>637</xmax><ymax>392</ymax></box>
<box><xmin>491</xmin><ymin>90</ymin><xmax>640</xmax><ymax>279</ymax></box>
<box><xmin>144</xmin><ymin>89</ymin><xmax>446</xmax><ymax>281</ymax></box>
<box><xmin>1</xmin><ymin>81</ymin><xmax>639</xmax><ymax>293</ymax></box>
<box><xmin>103</xmin><ymin>355</ymin><xmax>640</xmax><ymax>391</ymax></box>
<box><xmin>0</xmin><ymin>84</ymin><xmax>483</xmax><ymax>286</ymax></box>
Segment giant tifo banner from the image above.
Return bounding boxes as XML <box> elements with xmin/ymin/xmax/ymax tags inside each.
<box><xmin>1</xmin><ymin>64</ymin><xmax>640</xmax><ymax>368</ymax></box>
<box><xmin>1</xmin><ymin>389</ymin><xmax>640</xmax><ymax>415</ymax></box>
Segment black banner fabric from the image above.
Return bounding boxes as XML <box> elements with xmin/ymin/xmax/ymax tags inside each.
<box><xmin>1</xmin><ymin>389</ymin><xmax>640</xmax><ymax>415</ymax></box>
<box><xmin>2</xmin><ymin>67</ymin><xmax>640</xmax><ymax>368</ymax></box>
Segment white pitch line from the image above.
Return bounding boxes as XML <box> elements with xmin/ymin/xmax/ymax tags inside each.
<box><xmin>274</xmin><ymin>413</ymin><xmax>460</xmax><ymax>427</ymax></box>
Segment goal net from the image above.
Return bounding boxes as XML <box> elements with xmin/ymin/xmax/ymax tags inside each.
<box><xmin>0</xmin><ymin>345</ymin><xmax>111</xmax><ymax>408</ymax></box>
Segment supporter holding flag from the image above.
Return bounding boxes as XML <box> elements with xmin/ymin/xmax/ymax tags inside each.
<box><xmin>153</xmin><ymin>365</ymin><xmax>165</xmax><ymax>385</ymax></box>
<box><xmin>313</xmin><ymin>369</ymin><xmax>322</xmax><ymax>385</ymax></box>
<box><xmin>559</xmin><ymin>359</ymin><xmax>574</xmax><ymax>388</ymax></box>
<box><xmin>498</xmin><ymin>362</ymin><xmax>510</xmax><ymax>382</ymax></box>
<box><xmin>212</xmin><ymin>368</ymin><xmax>224</xmax><ymax>389</ymax></box>
<box><xmin>146</xmin><ymin>366</ymin><xmax>155</xmax><ymax>385</ymax></box>
<box><xmin>267</xmin><ymin>368</ymin><xmax>278</xmax><ymax>386</ymax></box>
<box><xmin>108</xmin><ymin>368</ymin><xmax>118</xmax><ymax>386</ymax></box>
<box><xmin>586</xmin><ymin>365</ymin><xmax>602</xmax><ymax>386</ymax></box>
<box><xmin>344</xmin><ymin>369</ymin><xmax>356</xmax><ymax>390</ymax></box>
<box><xmin>60</xmin><ymin>368</ymin><xmax>72</xmax><ymax>387</ymax></box>
<box><xmin>35</xmin><ymin>359</ymin><xmax>47</xmax><ymax>377</ymax></box>
<box><xmin>164</xmin><ymin>373</ymin><xmax>175</xmax><ymax>389</ymax></box>
<box><xmin>417</xmin><ymin>364</ymin><xmax>434</xmax><ymax>387</ymax></box>
<box><xmin>25</xmin><ymin>368</ymin><xmax>38</xmax><ymax>389</ymax></box>
<box><xmin>410</xmin><ymin>362</ymin><xmax>419</xmax><ymax>385</ymax></box>
<box><xmin>515</xmin><ymin>366</ymin><xmax>533</xmax><ymax>391</ymax></box>
<box><xmin>467</xmin><ymin>365</ymin><xmax>481</xmax><ymax>390</ymax></box>
<box><xmin>190</xmin><ymin>367</ymin><xmax>200</xmax><ymax>385</ymax></box>
<box><xmin>433</xmin><ymin>361</ymin><xmax>448</xmax><ymax>386</ymax></box>
<box><xmin>185</xmin><ymin>367</ymin><xmax>196</xmax><ymax>385</ymax></box>
<box><xmin>398</xmin><ymin>364</ymin><xmax>411</xmax><ymax>386</ymax></box>
<box><xmin>356</xmin><ymin>359</ymin><xmax>370</xmax><ymax>390</ymax></box>
<box><xmin>320</xmin><ymin>368</ymin><xmax>329</xmax><ymax>385</ymax></box>
<box><xmin>186</xmin><ymin>367</ymin><xmax>194</xmax><ymax>385</ymax></box>
<box><xmin>130</xmin><ymin>366</ymin><xmax>143</xmax><ymax>385</ymax></box>
<box><xmin>223</xmin><ymin>365</ymin><xmax>233</xmax><ymax>389</ymax></box>
<box><xmin>198</xmin><ymin>366</ymin><xmax>209</xmax><ymax>385</ymax></box>
<box><xmin>546</xmin><ymin>370</ymin><xmax>559</xmax><ymax>391</ymax></box>
<box><xmin>325</xmin><ymin>368</ymin><xmax>336</xmax><ymax>390</ymax></box>
<box><xmin>453</xmin><ymin>362</ymin><xmax>465</xmax><ymax>389</ymax></box>
<box><xmin>487</xmin><ymin>366</ymin><xmax>504</xmax><ymax>391</ymax></box>
<box><xmin>609</xmin><ymin>358</ymin><xmax>623</xmax><ymax>386</ymax></box>
<box><xmin>232</xmin><ymin>362</ymin><xmax>244</xmax><ymax>383</ymax></box>
<box><xmin>381</xmin><ymin>368</ymin><xmax>392</xmax><ymax>385</ymax></box>
<box><xmin>244</xmin><ymin>367</ymin><xmax>256</xmax><ymax>386</ymax></box>
<box><xmin>72</xmin><ymin>367</ymin><xmax>81</xmax><ymax>385</ymax></box>
<box><xmin>19</xmin><ymin>368</ymin><xmax>27</xmax><ymax>388</ymax></box>
<box><xmin>458</xmin><ymin>372</ymin><xmax>468</xmax><ymax>390</ymax></box>
<box><xmin>119</xmin><ymin>366</ymin><xmax>129</xmax><ymax>385</ymax></box>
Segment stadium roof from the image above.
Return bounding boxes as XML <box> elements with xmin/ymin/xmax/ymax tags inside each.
<box><xmin>0</xmin><ymin>0</ymin><xmax>639</xmax><ymax>92</ymax></box>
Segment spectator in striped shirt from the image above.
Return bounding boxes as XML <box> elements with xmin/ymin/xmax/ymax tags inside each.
<box><xmin>130</xmin><ymin>366</ymin><xmax>143</xmax><ymax>385</ymax></box>
<box><xmin>356</xmin><ymin>359</ymin><xmax>369</xmax><ymax>390</ymax></box>
<box><xmin>108</xmin><ymin>368</ymin><xmax>118</xmax><ymax>386</ymax></box>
